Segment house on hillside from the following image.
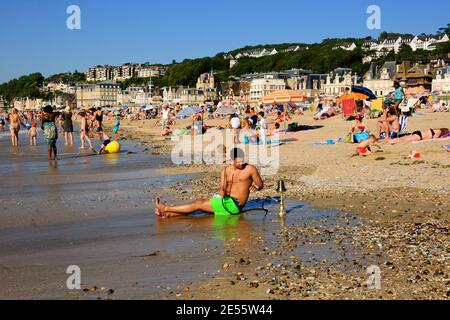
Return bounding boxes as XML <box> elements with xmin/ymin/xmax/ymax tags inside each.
<box><xmin>332</xmin><ymin>42</ymin><xmax>357</xmax><ymax>51</ymax></box>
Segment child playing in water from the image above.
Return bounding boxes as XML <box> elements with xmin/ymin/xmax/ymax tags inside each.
<box><xmin>352</xmin><ymin>135</ymin><xmax>381</xmax><ymax>157</ymax></box>
<box><xmin>97</xmin><ymin>129</ymin><xmax>111</xmax><ymax>155</ymax></box>
<box><xmin>28</xmin><ymin>122</ymin><xmax>38</xmax><ymax>146</ymax></box>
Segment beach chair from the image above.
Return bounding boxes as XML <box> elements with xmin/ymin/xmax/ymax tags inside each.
<box><xmin>371</xmin><ymin>97</ymin><xmax>383</xmax><ymax>112</ymax></box>
<box><xmin>342</xmin><ymin>98</ymin><xmax>356</xmax><ymax>120</ymax></box>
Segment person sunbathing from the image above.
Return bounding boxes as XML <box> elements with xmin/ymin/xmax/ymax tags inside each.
<box><xmin>314</xmin><ymin>106</ymin><xmax>335</xmax><ymax>120</ymax></box>
<box><xmin>389</xmin><ymin>128</ymin><xmax>449</xmax><ymax>144</ymax></box>
<box><xmin>352</xmin><ymin>135</ymin><xmax>381</xmax><ymax>157</ymax></box>
<box><xmin>154</xmin><ymin>148</ymin><xmax>264</xmax><ymax>218</ymax></box>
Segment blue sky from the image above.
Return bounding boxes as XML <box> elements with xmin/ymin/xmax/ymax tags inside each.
<box><xmin>0</xmin><ymin>0</ymin><xmax>449</xmax><ymax>83</ymax></box>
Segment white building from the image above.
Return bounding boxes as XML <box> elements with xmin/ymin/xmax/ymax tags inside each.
<box><xmin>363</xmin><ymin>61</ymin><xmax>397</xmax><ymax>97</ymax></box>
<box><xmin>235</xmin><ymin>48</ymin><xmax>278</xmax><ymax>59</ymax></box>
<box><xmin>332</xmin><ymin>42</ymin><xmax>357</xmax><ymax>51</ymax></box>
<box><xmin>362</xmin><ymin>34</ymin><xmax>449</xmax><ymax>56</ymax></box>
<box><xmin>323</xmin><ymin>68</ymin><xmax>359</xmax><ymax>96</ymax></box>
<box><xmin>249</xmin><ymin>77</ymin><xmax>285</xmax><ymax>102</ymax></box>
<box><xmin>432</xmin><ymin>66</ymin><xmax>450</xmax><ymax>93</ymax></box>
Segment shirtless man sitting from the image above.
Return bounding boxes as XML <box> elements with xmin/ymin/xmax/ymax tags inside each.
<box><xmin>154</xmin><ymin>148</ymin><xmax>264</xmax><ymax>218</ymax></box>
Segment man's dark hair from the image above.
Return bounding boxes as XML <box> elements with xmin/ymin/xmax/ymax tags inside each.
<box><xmin>43</xmin><ymin>105</ymin><xmax>53</xmax><ymax>114</ymax></box>
<box><xmin>230</xmin><ymin>147</ymin><xmax>245</xmax><ymax>160</ymax></box>
<box><xmin>258</xmin><ymin>111</ymin><xmax>265</xmax><ymax>118</ymax></box>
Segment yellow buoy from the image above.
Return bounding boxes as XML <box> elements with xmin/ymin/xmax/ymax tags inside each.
<box><xmin>104</xmin><ymin>141</ymin><xmax>121</xmax><ymax>154</ymax></box>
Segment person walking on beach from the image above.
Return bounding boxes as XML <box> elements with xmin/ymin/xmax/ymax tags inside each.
<box><xmin>154</xmin><ymin>148</ymin><xmax>264</xmax><ymax>218</ymax></box>
<box><xmin>62</xmin><ymin>106</ymin><xmax>74</xmax><ymax>145</ymax></box>
<box><xmin>112</xmin><ymin>116</ymin><xmax>121</xmax><ymax>139</ymax></box>
<box><xmin>161</xmin><ymin>104</ymin><xmax>170</xmax><ymax>129</ymax></box>
<box><xmin>41</xmin><ymin>105</ymin><xmax>59</xmax><ymax>161</ymax></box>
<box><xmin>95</xmin><ymin>107</ymin><xmax>104</xmax><ymax>130</ymax></box>
<box><xmin>9</xmin><ymin>108</ymin><xmax>26</xmax><ymax>147</ymax></box>
<box><xmin>391</xmin><ymin>81</ymin><xmax>406</xmax><ymax>116</ymax></box>
<box><xmin>79</xmin><ymin>112</ymin><xmax>96</xmax><ymax>152</ymax></box>
<box><xmin>259</xmin><ymin>111</ymin><xmax>268</xmax><ymax>143</ymax></box>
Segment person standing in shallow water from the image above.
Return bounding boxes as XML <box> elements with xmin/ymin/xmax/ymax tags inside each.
<box><xmin>41</xmin><ymin>105</ymin><xmax>60</xmax><ymax>161</ymax></box>
<box><xmin>9</xmin><ymin>108</ymin><xmax>26</xmax><ymax>147</ymax></box>
<box><xmin>62</xmin><ymin>106</ymin><xmax>74</xmax><ymax>145</ymax></box>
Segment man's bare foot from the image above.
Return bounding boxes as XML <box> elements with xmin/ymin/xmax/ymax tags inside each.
<box><xmin>154</xmin><ymin>197</ymin><xmax>162</xmax><ymax>217</ymax></box>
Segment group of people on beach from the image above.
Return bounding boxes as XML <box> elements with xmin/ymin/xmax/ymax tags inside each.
<box><xmin>0</xmin><ymin>106</ymin><xmax>121</xmax><ymax>160</ymax></box>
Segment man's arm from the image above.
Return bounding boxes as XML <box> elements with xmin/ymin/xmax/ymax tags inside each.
<box><xmin>250</xmin><ymin>166</ymin><xmax>264</xmax><ymax>193</ymax></box>
<box><xmin>218</xmin><ymin>167</ymin><xmax>226</xmax><ymax>196</ymax></box>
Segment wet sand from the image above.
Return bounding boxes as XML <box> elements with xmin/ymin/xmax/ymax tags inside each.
<box><xmin>0</xmin><ymin>129</ymin><xmax>226</xmax><ymax>299</ymax></box>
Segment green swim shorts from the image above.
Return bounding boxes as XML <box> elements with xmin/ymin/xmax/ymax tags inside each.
<box><xmin>47</xmin><ymin>139</ymin><xmax>57</xmax><ymax>147</ymax></box>
<box><xmin>210</xmin><ymin>196</ymin><xmax>241</xmax><ymax>216</ymax></box>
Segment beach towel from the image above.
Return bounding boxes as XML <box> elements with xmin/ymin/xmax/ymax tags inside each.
<box><xmin>312</xmin><ymin>138</ymin><xmax>343</xmax><ymax>146</ymax></box>
<box><xmin>443</xmin><ymin>145</ymin><xmax>450</xmax><ymax>152</ymax></box>
<box><xmin>412</xmin><ymin>136</ymin><xmax>450</xmax><ymax>144</ymax></box>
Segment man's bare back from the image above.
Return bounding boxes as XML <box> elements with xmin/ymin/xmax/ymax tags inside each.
<box><xmin>222</xmin><ymin>164</ymin><xmax>262</xmax><ymax>208</ymax></box>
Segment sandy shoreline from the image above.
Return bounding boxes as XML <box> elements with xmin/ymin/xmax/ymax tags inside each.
<box><xmin>108</xmin><ymin>110</ymin><xmax>449</xmax><ymax>299</ymax></box>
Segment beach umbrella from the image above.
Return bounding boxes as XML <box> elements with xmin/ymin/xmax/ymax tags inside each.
<box><xmin>175</xmin><ymin>106</ymin><xmax>202</xmax><ymax>119</ymax></box>
<box><xmin>339</xmin><ymin>92</ymin><xmax>369</xmax><ymax>101</ymax></box>
<box><xmin>261</xmin><ymin>90</ymin><xmax>305</xmax><ymax>104</ymax></box>
<box><xmin>351</xmin><ymin>86</ymin><xmax>377</xmax><ymax>100</ymax></box>
<box><xmin>214</xmin><ymin>105</ymin><xmax>237</xmax><ymax>116</ymax></box>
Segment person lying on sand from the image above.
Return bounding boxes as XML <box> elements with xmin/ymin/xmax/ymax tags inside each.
<box><xmin>154</xmin><ymin>148</ymin><xmax>264</xmax><ymax>218</ymax></box>
<box><xmin>352</xmin><ymin>135</ymin><xmax>381</xmax><ymax>157</ymax></box>
<box><xmin>388</xmin><ymin>128</ymin><xmax>449</xmax><ymax>145</ymax></box>
<box><xmin>314</xmin><ymin>106</ymin><xmax>336</xmax><ymax>120</ymax></box>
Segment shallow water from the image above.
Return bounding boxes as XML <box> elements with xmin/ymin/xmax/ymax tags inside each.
<box><xmin>0</xmin><ymin>129</ymin><xmax>367</xmax><ymax>299</ymax></box>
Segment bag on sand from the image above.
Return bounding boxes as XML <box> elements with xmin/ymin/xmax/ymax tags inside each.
<box><xmin>344</xmin><ymin>133</ymin><xmax>353</xmax><ymax>143</ymax></box>
<box><xmin>43</xmin><ymin>122</ymin><xmax>57</xmax><ymax>140</ymax></box>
